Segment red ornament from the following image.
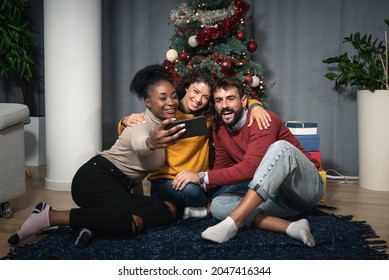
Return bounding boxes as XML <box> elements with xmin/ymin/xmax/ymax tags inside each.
<box><xmin>179</xmin><ymin>52</ymin><xmax>188</xmax><ymax>60</ymax></box>
<box><xmin>245</xmin><ymin>74</ymin><xmax>253</xmax><ymax>84</ymax></box>
<box><xmin>221</xmin><ymin>61</ymin><xmax>231</xmax><ymax>69</ymax></box>
<box><xmin>237</xmin><ymin>31</ymin><xmax>246</xmax><ymax>40</ymax></box>
<box><xmin>247</xmin><ymin>40</ymin><xmax>258</xmax><ymax>52</ymax></box>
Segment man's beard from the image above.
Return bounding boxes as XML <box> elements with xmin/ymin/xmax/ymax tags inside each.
<box><xmin>217</xmin><ymin>107</ymin><xmax>243</xmax><ymax>128</ymax></box>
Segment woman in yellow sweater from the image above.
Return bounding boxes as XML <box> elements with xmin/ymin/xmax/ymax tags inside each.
<box><xmin>119</xmin><ymin>68</ymin><xmax>271</xmax><ymax>218</ymax></box>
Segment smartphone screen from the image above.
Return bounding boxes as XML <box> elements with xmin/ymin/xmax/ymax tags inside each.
<box><xmin>164</xmin><ymin>116</ymin><xmax>208</xmax><ymax>139</ymax></box>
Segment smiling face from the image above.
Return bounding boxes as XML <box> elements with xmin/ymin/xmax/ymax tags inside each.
<box><xmin>213</xmin><ymin>86</ymin><xmax>247</xmax><ymax>127</ymax></box>
<box><xmin>144</xmin><ymin>80</ymin><xmax>178</xmax><ymax>120</ymax></box>
<box><xmin>180</xmin><ymin>82</ymin><xmax>211</xmax><ymax>113</ymax></box>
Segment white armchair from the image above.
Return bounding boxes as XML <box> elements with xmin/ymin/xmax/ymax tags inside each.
<box><xmin>0</xmin><ymin>103</ymin><xmax>30</xmax><ymax>218</ymax></box>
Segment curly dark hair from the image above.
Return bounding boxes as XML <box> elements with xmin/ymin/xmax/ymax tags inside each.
<box><xmin>175</xmin><ymin>67</ymin><xmax>216</xmax><ymax>117</ymax></box>
<box><xmin>130</xmin><ymin>64</ymin><xmax>172</xmax><ymax>100</ymax></box>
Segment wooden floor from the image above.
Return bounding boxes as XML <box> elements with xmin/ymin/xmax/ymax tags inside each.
<box><xmin>1</xmin><ymin>166</ymin><xmax>389</xmax><ymax>259</ymax></box>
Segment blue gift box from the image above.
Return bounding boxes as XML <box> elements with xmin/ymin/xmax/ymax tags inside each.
<box><xmin>285</xmin><ymin>121</ymin><xmax>318</xmax><ymax>135</ymax></box>
<box><xmin>296</xmin><ymin>135</ymin><xmax>320</xmax><ymax>152</ymax></box>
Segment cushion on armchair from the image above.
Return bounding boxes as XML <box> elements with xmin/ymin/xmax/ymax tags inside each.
<box><xmin>0</xmin><ymin>103</ymin><xmax>30</xmax><ymax>130</ymax></box>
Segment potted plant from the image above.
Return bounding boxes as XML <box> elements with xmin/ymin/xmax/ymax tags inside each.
<box><xmin>322</xmin><ymin>19</ymin><xmax>389</xmax><ymax>191</ymax></box>
<box><xmin>0</xmin><ymin>0</ymin><xmax>36</xmax><ymax>114</ymax></box>
<box><xmin>1</xmin><ymin>0</ymin><xmax>46</xmax><ymax>166</ymax></box>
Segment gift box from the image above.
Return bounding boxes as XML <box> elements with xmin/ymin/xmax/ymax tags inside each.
<box><xmin>285</xmin><ymin>121</ymin><xmax>318</xmax><ymax>135</ymax></box>
<box><xmin>296</xmin><ymin>134</ymin><xmax>320</xmax><ymax>152</ymax></box>
<box><xmin>309</xmin><ymin>151</ymin><xmax>322</xmax><ymax>170</ymax></box>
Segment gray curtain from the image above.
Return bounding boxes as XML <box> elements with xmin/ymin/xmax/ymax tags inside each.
<box><xmin>102</xmin><ymin>0</ymin><xmax>178</xmax><ymax>147</ymax></box>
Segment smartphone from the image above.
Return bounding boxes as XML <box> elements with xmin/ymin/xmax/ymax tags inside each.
<box><xmin>164</xmin><ymin>116</ymin><xmax>208</xmax><ymax>139</ymax></box>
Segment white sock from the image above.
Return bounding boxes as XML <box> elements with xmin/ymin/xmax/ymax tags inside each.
<box><xmin>8</xmin><ymin>202</ymin><xmax>51</xmax><ymax>245</ymax></box>
<box><xmin>201</xmin><ymin>216</ymin><xmax>238</xmax><ymax>243</ymax></box>
<box><xmin>286</xmin><ymin>219</ymin><xmax>315</xmax><ymax>247</ymax></box>
<box><xmin>183</xmin><ymin>206</ymin><xmax>207</xmax><ymax>219</ymax></box>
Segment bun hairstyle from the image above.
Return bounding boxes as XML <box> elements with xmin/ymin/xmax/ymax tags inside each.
<box><xmin>130</xmin><ymin>64</ymin><xmax>172</xmax><ymax>99</ymax></box>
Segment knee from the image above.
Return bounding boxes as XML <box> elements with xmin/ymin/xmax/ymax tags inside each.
<box><xmin>266</xmin><ymin>140</ymin><xmax>298</xmax><ymax>165</ymax></box>
<box><xmin>269</xmin><ymin>140</ymin><xmax>291</xmax><ymax>151</ymax></box>
<box><xmin>183</xmin><ymin>183</ymin><xmax>203</xmax><ymax>197</ymax></box>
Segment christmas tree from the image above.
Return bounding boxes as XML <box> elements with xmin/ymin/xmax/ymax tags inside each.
<box><xmin>162</xmin><ymin>0</ymin><xmax>269</xmax><ymax>106</ymax></box>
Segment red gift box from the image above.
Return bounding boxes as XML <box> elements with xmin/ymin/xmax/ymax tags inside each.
<box><xmin>309</xmin><ymin>151</ymin><xmax>322</xmax><ymax>171</ymax></box>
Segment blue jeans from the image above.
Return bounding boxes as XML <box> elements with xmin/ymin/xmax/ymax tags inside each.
<box><xmin>151</xmin><ymin>178</ymin><xmax>249</xmax><ymax>209</ymax></box>
<box><xmin>211</xmin><ymin>140</ymin><xmax>324</xmax><ymax>227</ymax></box>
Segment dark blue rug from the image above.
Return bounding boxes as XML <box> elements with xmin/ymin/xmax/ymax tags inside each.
<box><xmin>4</xmin><ymin>208</ymin><xmax>389</xmax><ymax>260</ymax></box>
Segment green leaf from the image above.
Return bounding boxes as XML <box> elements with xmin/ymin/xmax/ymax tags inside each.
<box><xmin>323</xmin><ymin>57</ymin><xmax>340</xmax><ymax>64</ymax></box>
<box><xmin>324</xmin><ymin>73</ymin><xmax>338</xmax><ymax>80</ymax></box>
<box><xmin>6</xmin><ymin>23</ymin><xmax>21</xmax><ymax>32</ymax></box>
<box><xmin>20</xmin><ymin>61</ymin><xmax>25</xmax><ymax>76</ymax></box>
<box><xmin>25</xmin><ymin>63</ymin><xmax>31</xmax><ymax>79</ymax></box>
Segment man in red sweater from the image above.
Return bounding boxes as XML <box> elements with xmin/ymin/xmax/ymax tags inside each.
<box><xmin>172</xmin><ymin>77</ymin><xmax>324</xmax><ymax>246</ymax></box>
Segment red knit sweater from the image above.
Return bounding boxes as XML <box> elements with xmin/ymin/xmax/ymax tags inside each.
<box><xmin>207</xmin><ymin>110</ymin><xmax>320</xmax><ymax>190</ymax></box>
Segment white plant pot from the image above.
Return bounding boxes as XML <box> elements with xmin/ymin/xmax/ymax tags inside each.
<box><xmin>357</xmin><ymin>90</ymin><xmax>389</xmax><ymax>191</ymax></box>
<box><xmin>24</xmin><ymin>116</ymin><xmax>46</xmax><ymax>166</ymax></box>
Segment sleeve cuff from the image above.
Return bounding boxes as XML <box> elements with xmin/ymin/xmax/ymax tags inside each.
<box><xmin>249</xmin><ymin>103</ymin><xmax>263</xmax><ymax>110</ymax></box>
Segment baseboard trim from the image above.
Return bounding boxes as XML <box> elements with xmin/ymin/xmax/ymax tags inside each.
<box><xmin>45</xmin><ymin>178</ymin><xmax>71</xmax><ymax>191</ymax></box>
